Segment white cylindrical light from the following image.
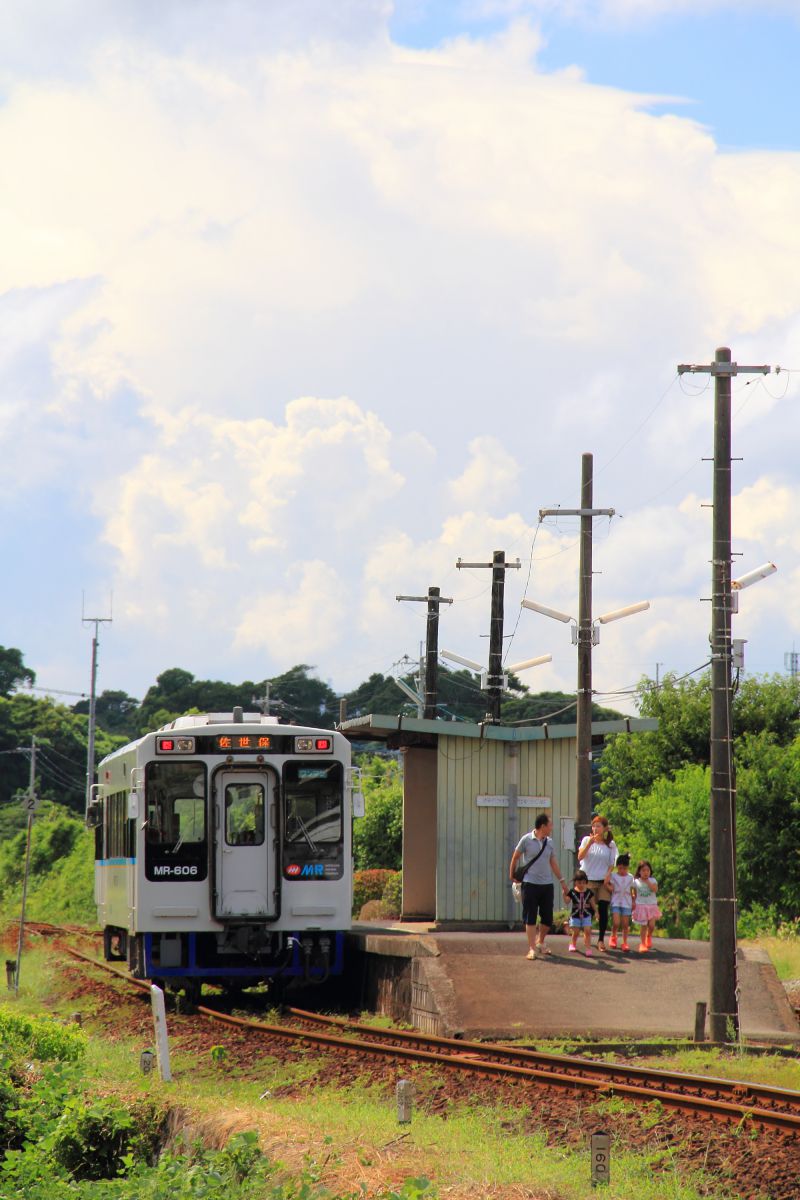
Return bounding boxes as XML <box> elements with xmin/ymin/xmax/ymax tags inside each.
<box><xmin>507</xmin><ymin>654</ymin><xmax>553</xmax><ymax>673</ymax></box>
<box><xmin>521</xmin><ymin>599</ymin><xmax>574</xmax><ymax>623</ymax></box>
<box><xmin>596</xmin><ymin>600</ymin><xmax>650</xmax><ymax>625</ymax></box>
<box><xmin>441</xmin><ymin>649</ymin><xmax>484</xmax><ymax>672</ymax></box>
<box><xmin>731</xmin><ymin>562</ymin><xmax>777</xmax><ymax>591</ymax></box>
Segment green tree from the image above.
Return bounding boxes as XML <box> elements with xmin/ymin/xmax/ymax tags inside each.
<box><xmin>264</xmin><ymin>665</ymin><xmax>338</xmax><ymax>728</ymax></box>
<box><xmin>0</xmin><ymin>646</ymin><xmax>35</xmax><ymax>697</ymax></box>
<box><xmin>599</xmin><ymin>671</ymin><xmax>800</xmax><ymax>821</ymax></box>
<box><xmin>602</xmin><ymin>763</ymin><xmax>712</xmax><ymax>936</ymax></box>
<box><xmin>0</xmin><ymin>694</ymin><xmax>124</xmax><ymax>818</ymax></box>
<box><xmin>136</xmin><ymin>664</ymin><xmax>338</xmax><ymax>733</ymax></box>
<box><xmin>352</xmin><ymin>756</ymin><xmax>403</xmax><ymax>870</ymax></box>
<box><xmin>598</xmin><ymin>672</ymin><xmax>800</xmax><ymax>933</ymax></box>
<box><xmin>72</xmin><ymin>690</ymin><xmax>140</xmax><ymax>739</ymax></box>
<box><xmin>735</xmin><ymin>731</ymin><xmax>800</xmax><ymax>916</ymax></box>
<box><xmin>501</xmin><ymin>689</ymin><xmax>622</xmax><ymax>725</ymax></box>
<box><xmin>344</xmin><ymin>673</ymin><xmax>414</xmax><ymax>718</ymax></box>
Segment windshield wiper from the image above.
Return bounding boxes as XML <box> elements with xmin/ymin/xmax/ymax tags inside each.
<box><xmin>291</xmin><ymin>812</ymin><xmax>319</xmax><ymax>855</ymax></box>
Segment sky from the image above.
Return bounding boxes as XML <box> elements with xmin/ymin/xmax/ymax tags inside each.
<box><xmin>3</xmin><ymin>0</ymin><xmax>800</xmax><ymax>718</ymax></box>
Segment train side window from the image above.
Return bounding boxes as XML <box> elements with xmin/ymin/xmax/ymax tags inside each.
<box><xmin>225</xmin><ymin>783</ymin><xmax>265</xmax><ymax>846</ymax></box>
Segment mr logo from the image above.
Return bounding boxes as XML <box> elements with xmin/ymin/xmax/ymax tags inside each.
<box><xmin>301</xmin><ymin>864</ymin><xmax>324</xmax><ymax>877</ymax></box>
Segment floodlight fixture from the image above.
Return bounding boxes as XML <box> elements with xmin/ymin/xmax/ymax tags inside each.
<box><xmin>731</xmin><ymin>562</ymin><xmax>777</xmax><ymax>591</ymax></box>
<box><xmin>521</xmin><ymin>598</ymin><xmax>574</xmax><ymax>624</ymax></box>
<box><xmin>506</xmin><ymin>654</ymin><xmax>553</xmax><ymax>673</ymax></box>
<box><xmin>596</xmin><ymin>601</ymin><xmax>650</xmax><ymax>625</ymax></box>
<box><xmin>441</xmin><ymin>649</ymin><xmax>484</xmax><ymax>673</ymax></box>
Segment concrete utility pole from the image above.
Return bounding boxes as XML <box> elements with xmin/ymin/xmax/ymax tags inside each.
<box><xmin>83</xmin><ymin>603</ymin><xmax>112</xmax><ymax>818</ymax></box>
<box><xmin>15</xmin><ymin>737</ymin><xmax>37</xmax><ymax>996</ymax></box>
<box><xmin>456</xmin><ymin>551</ymin><xmax>521</xmax><ymax>723</ymax></box>
<box><xmin>678</xmin><ymin>347</ymin><xmax>770</xmax><ymax>1043</ymax></box>
<box><xmin>540</xmin><ymin>454</ymin><xmax>615</xmax><ymax>846</ymax></box>
<box><xmin>395</xmin><ymin>587</ymin><xmax>453</xmax><ymax>718</ymax></box>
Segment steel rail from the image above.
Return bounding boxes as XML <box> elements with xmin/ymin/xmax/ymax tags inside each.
<box><xmin>61</xmin><ymin>947</ymin><xmax>800</xmax><ymax>1134</ymax></box>
<box><xmin>284</xmin><ymin>1006</ymin><xmax>800</xmax><ymax>1115</ymax></box>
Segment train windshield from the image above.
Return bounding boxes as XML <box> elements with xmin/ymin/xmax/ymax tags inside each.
<box><xmin>146</xmin><ymin>762</ymin><xmax>206</xmax><ymax>850</ymax></box>
<box><xmin>283</xmin><ymin>762</ymin><xmax>343</xmax><ymax>848</ymax></box>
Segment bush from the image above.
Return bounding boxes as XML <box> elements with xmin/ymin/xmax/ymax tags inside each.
<box><xmin>352</xmin><ymin>869</ymin><xmax>395</xmax><ymax>916</ymax></box>
<box><xmin>358</xmin><ymin>899</ymin><xmax>387</xmax><ymax>921</ymax></box>
<box><xmin>737</xmin><ymin>903</ymin><xmax>782</xmax><ymax>940</ymax></box>
<box><xmin>50</xmin><ymin>1097</ymin><xmax>141</xmax><ymax>1180</ymax></box>
<box><xmin>381</xmin><ymin>871</ymin><xmax>402</xmax><ymax>918</ymax></box>
<box><xmin>0</xmin><ymin>1013</ymin><xmax>85</xmax><ymax>1062</ymax></box>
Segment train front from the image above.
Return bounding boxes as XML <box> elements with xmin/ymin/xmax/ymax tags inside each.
<box><xmin>105</xmin><ymin>712</ymin><xmax>354</xmax><ymax>993</ymax></box>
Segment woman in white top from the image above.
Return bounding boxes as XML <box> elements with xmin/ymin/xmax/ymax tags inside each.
<box><xmin>577</xmin><ymin>815</ymin><xmax>618</xmax><ymax>953</ymax></box>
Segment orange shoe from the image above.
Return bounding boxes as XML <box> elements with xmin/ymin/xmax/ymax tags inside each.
<box><xmin>621</xmin><ymin>942</ymin><xmax>630</xmax><ymax>952</ymax></box>
<box><xmin>608</xmin><ymin>935</ymin><xmax>618</xmax><ymax>949</ymax></box>
<box><xmin>638</xmin><ymin>941</ymin><xmax>648</xmax><ymax>953</ymax></box>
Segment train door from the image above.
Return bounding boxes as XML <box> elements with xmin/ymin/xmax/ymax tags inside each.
<box><xmin>214</xmin><ymin>769</ymin><xmax>278</xmax><ymax>919</ymax></box>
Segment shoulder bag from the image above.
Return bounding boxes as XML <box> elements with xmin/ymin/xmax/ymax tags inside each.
<box><xmin>513</xmin><ymin>835</ymin><xmax>550</xmax><ymax>883</ymax></box>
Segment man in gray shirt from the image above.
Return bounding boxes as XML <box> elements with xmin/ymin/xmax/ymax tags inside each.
<box><xmin>509</xmin><ymin>813</ymin><xmax>569</xmax><ymax>959</ymax></box>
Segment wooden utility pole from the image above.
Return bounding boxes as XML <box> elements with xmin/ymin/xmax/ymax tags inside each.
<box><xmin>540</xmin><ymin>453</ymin><xmax>614</xmax><ymax>845</ymax></box>
<box><xmin>455</xmin><ymin>551</ymin><xmax>521</xmax><ymax>723</ymax></box>
<box><xmin>395</xmin><ymin>587</ymin><xmax>453</xmax><ymax>718</ymax></box>
<box><xmin>678</xmin><ymin>347</ymin><xmax>770</xmax><ymax>1042</ymax></box>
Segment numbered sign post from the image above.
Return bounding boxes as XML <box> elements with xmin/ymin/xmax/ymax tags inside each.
<box><xmin>591</xmin><ymin>1130</ymin><xmax>611</xmax><ymax>1187</ymax></box>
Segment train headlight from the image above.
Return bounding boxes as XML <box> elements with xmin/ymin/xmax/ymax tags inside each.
<box><xmin>157</xmin><ymin>736</ymin><xmax>196</xmax><ymax>753</ymax></box>
<box><xmin>294</xmin><ymin>736</ymin><xmax>332</xmax><ymax>753</ymax></box>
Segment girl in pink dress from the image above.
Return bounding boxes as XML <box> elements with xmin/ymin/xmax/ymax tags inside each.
<box><xmin>632</xmin><ymin>860</ymin><xmax>661</xmax><ymax>953</ymax></box>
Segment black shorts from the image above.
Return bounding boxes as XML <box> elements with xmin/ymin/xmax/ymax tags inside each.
<box><xmin>522</xmin><ymin>882</ymin><xmax>554</xmax><ymax>927</ymax></box>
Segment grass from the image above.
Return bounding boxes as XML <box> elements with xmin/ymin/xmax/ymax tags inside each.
<box><xmin>752</xmin><ymin>935</ymin><xmax>800</xmax><ymax>981</ymax></box>
<box><xmin>3</xmin><ymin>936</ymin><xmax>795</xmax><ymax>1199</ymax></box>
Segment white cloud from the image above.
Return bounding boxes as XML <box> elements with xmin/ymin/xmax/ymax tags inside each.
<box><xmin>3</xmin><ymin>6</ymin><xmax>800</xmax><ymax>706</ymax></box>
<box><xmin>233</xmin><ymin>560</ymin><xmax>349</xmax><ymax>663</ymax></box>
<box><xmin>447</xmin><ymin>436</ymin><xmax>521</xmax><ymax>508</ymax></box>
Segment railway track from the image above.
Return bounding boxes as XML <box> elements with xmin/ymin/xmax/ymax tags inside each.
<box><xmin>59</xmin><ymin>944</ymin><xmax>800</xmax><ymax>1135</ymax></box>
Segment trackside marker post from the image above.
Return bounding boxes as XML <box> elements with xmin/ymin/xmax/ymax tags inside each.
<box><xmin>396</xmin><ymin>1079</ymin><xmax>413</xmax><ymax>1123</ymax></box>
<box><xmin>591</xmin><ymin>1130</ymin><xmax>610</xmax><ymax>1187</ymax></box>
<box><xmin>150</xmin><ymin>985</ymin><xmax>172</xmax><ymax>1082</ymax></box>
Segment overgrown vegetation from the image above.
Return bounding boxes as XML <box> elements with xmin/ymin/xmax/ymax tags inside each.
<box><xmin>598</xmin><ymin>671</ymin><xmax>800</xmax><ymax>938</ymax></box>
<box><xmin>0</xmin><ymin>805</ymin><xmax>96</xmax><ymax>926</ymax></box>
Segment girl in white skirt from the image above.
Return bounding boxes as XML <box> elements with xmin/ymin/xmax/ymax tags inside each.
<box><xmin>632</xmin><ymin>860</ymin><xmax>661</xmax><ymax>953</ymax></box>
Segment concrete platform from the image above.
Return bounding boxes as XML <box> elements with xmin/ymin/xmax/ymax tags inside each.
<box><xmin>347</xmin><ymin>924</ymin><xmax>800</xmax><ymax>1043</ymax></box>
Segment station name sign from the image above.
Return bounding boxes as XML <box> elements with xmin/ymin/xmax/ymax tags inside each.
<box><xmin>475</xmin><ymin>795</ymin><xmax>551</xmax><ymax>808</ymax></box>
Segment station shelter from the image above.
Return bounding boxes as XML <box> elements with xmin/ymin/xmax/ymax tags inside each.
<box><xmin>339</xmin><ymin>713</ymin><xmax>657</xmax><ymax>925</ymax></box>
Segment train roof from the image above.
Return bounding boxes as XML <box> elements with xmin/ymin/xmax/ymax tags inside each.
<box><xmin>160</xmin><ymin>712</ymin><xmax>281</xmax><ymax>729</ymax></box>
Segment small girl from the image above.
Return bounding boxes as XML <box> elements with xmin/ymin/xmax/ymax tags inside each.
<box><xmin>604</xmin><ymin>853</ymin><xmax>634</xmax><ymax>952</ymax></box>
<box><xmin>567</xmin><ymin>870</ymin><xmax>596</xmax><ymax>957</ymax></box>
<box><xmin>632</xmin><ymin>860</ymin><xmax>661</xmax><ymax>952</ymax></box>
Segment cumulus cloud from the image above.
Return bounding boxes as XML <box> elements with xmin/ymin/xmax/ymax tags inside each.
<box><xmin>447</xmin><ymin>436</ymin><xmax>521</xmax><ymax>508</ymax></box>
<box><xmin>2</xmin><ymin>5</ymin><xmax>800</xmax><ymax>703</ymax></box>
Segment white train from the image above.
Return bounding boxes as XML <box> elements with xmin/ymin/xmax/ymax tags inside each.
<box><xmin>90</xmin><ymin>709</ymin><xmax>358</xmax><ymax>997</ymax></box>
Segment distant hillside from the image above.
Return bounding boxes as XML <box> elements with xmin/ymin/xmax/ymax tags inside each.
<box><xmin>0</xmin><ymin>805</ymin><xmax>95</xmax><ymax>927</ymax></box>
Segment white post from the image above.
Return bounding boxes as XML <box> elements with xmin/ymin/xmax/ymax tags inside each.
<box><xmin>396</xmin><ymin>1079</ymin><xmax>413</xmax><ymax>1124</ymax></box>
<box><xmin>150</xmin><ymin>985</ymin><xmax>172</xmax><ymax>1082</ymax></box>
